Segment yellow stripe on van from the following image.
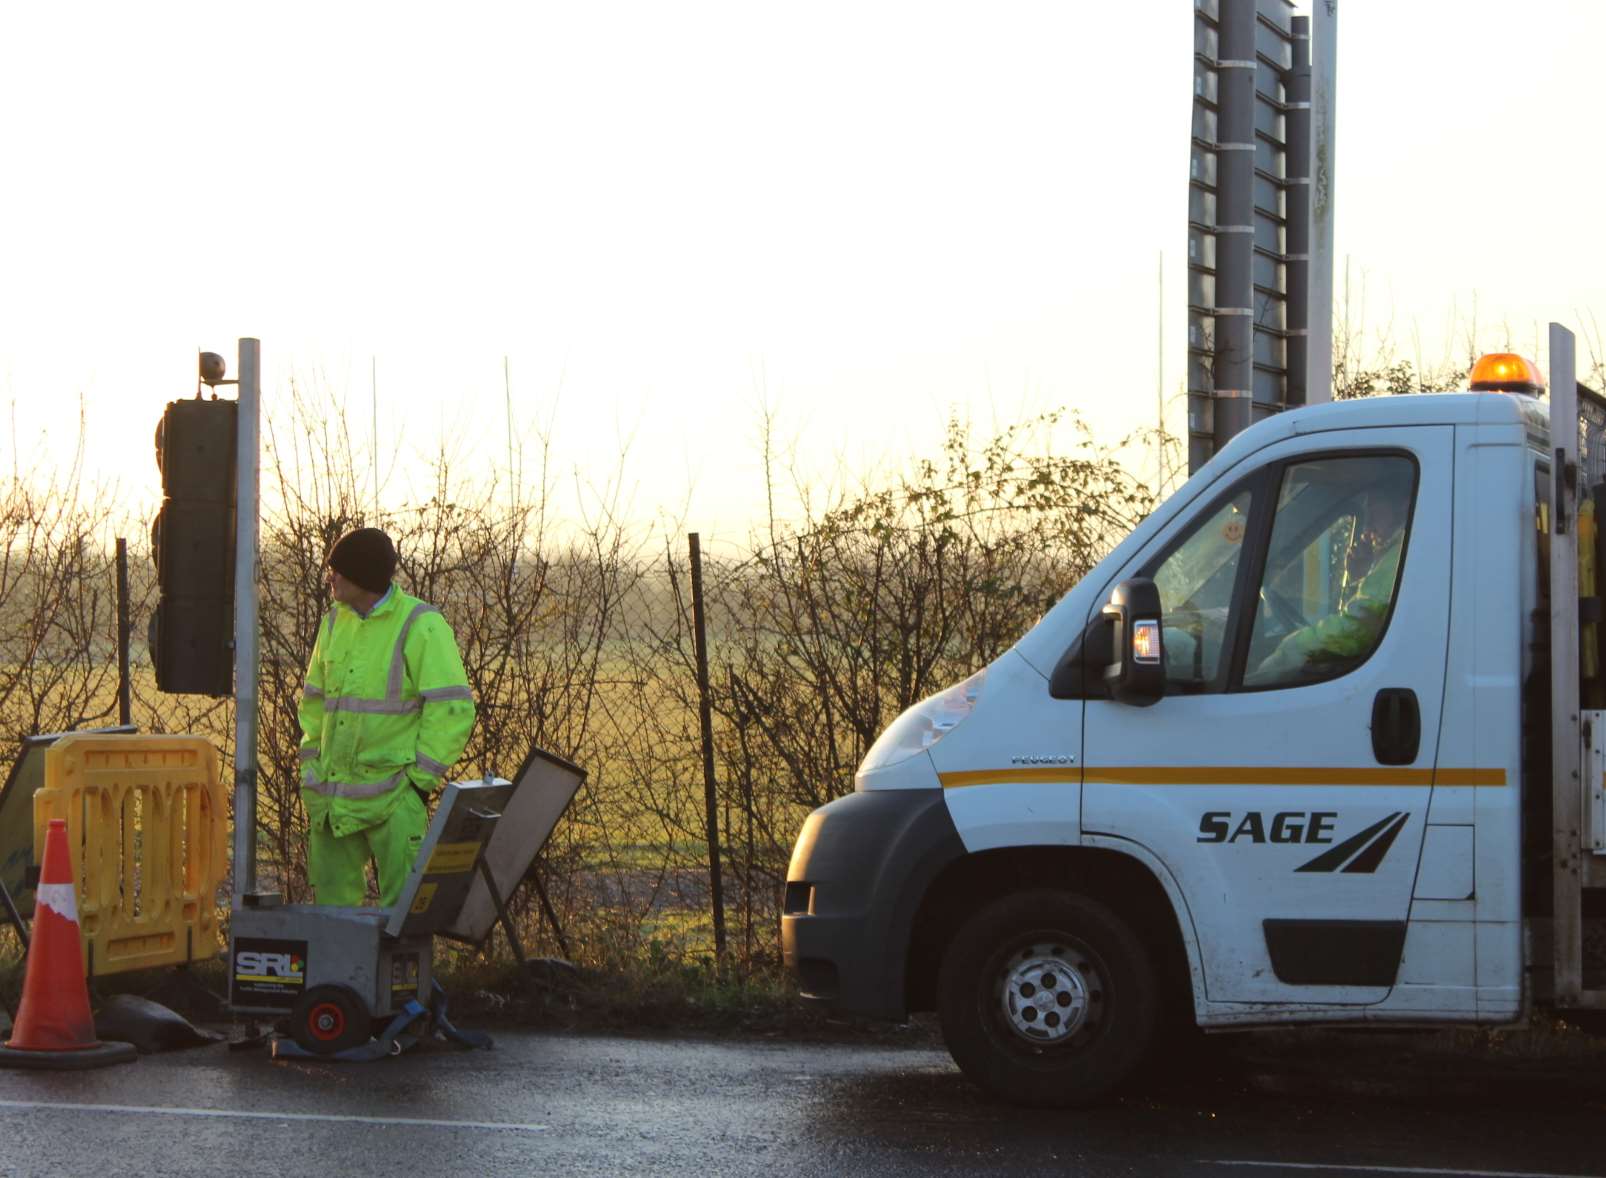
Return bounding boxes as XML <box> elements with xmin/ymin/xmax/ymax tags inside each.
<box><xmin>938</xmin><ymin>766</ymin><xmax>1507</xmax><ymax>789</ymax></box>
<box><xmin>1089</xmin><ymin>767</ymin><xmax>1440</xmax><ymax>787</ymax></box>
<box><xmin>1433</xmin><ymin>768</ymin><xmax>1508</xmax><ymax>787</ymax></box>
<box><xmin>940</xmin><ymin>768</ymin><xmax>1081</xmax><ymax>789</ymax></box>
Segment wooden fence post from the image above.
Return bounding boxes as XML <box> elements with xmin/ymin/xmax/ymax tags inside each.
<box><xmin>688</xmin><ymin>533</ymin><xmax>728</xmax><ymax>966</ymax></box>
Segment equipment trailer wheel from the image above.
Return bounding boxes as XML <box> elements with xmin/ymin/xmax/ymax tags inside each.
<box><xmin>290</xmin><ymin>985</ymin><xmax>370</xmax><ymax>1055</ymax></box>
<box><xmin>937</xmin><ymin>889</ymin><xmax>1158</xmax><ymax>1107</ymax></box>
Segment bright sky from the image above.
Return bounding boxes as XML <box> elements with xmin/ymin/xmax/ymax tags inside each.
<box><xmin>3</xmin><ymin>1</ymin><xmax>1605</xmax><ymax>542</ymax></box>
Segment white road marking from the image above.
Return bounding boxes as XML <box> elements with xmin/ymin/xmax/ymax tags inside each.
<box><xmin>1204</xmin><ymin>1161</ymin><xmax>1602</xmax><ymax>1178</ymax></box>
<box><xmin>0</xmin><ymin>1098</ymin><xmax>547</xmax><ymax>1134</ymax></box>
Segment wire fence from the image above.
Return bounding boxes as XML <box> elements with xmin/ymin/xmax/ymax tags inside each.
<box><xmin>0</xmin><ymin>410</ymin><xmax>1157</xmax><ymax>977</ymax></box>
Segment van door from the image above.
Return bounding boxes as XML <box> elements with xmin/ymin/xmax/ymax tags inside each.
<box><xmin>1081</xmin><ymin>427</ymin><xmax>1453</xmax><ymax>1007</ymax></box>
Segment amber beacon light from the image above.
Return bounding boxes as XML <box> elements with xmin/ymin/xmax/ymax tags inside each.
<box><xmin>1469</xmin><ymin>352</ymin><xmax>1546</xmax><ymax>394</ymax></box>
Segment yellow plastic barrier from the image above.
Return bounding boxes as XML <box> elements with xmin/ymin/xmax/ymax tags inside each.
<box><xmin>33</xmin><ymin>734</ymin><xmax>228</xmax><ymax>977</ymax></box>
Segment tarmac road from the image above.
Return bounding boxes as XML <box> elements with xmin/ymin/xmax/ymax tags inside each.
<box><xmin>0</xmin><ymin>1025</ymin><xmax>1604</xmax><ymax>1178</ymax></box>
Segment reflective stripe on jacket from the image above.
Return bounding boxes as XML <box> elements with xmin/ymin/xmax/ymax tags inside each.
<box><xmin>298</xmin><ymin>587</ymin><xmax>475</xmax><ymax>838</ymax></box>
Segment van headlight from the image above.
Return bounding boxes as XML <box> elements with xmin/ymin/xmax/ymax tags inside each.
<box><xmin>857</xmin><ymin>669</ymin><xmax>987</xmax><ymax>774</ymax></box>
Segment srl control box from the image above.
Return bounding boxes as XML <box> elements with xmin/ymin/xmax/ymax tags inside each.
<box><xmin>229</xmin><ymin>904</ymin><xmax>433</xmax><ymax>1018</ymax></box>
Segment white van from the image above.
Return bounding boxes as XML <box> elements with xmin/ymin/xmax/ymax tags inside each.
<box><xmin>783</xmin><ymin>339</ymin><xmax>1606</xmax><ymax>1106</ymax></box>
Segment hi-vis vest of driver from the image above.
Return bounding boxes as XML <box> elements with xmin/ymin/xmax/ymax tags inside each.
<box><xmin>298</xmin><ymin>589</ymin><xmax>475</xmax><ymax>838</ymax></box>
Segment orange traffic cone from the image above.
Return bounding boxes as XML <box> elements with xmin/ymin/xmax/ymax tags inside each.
<box><xmin>0</xmin><ymin>819</ymin><xmax>135</xmax><ymax>1070</ymax></box>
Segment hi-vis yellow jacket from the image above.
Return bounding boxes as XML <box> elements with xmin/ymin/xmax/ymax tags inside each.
<box><xmin>298</xmin><ymin>588</ymin><xmax>475</xmax><ymax>838</ymax></box>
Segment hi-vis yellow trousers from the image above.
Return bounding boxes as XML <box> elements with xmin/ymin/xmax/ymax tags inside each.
<box><xmin>307</xmin><ymin>788</ymin><xmax>428</xmax><ymax>908</ymax></box>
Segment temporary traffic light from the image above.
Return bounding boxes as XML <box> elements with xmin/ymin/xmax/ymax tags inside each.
<box><xmin>152</xmin><ymin>396</ymin><xmax>237</xmax><ymax>695</ymax></box>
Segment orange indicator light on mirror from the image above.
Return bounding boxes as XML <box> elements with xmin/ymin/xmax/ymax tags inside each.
<box><xmin>1132</xmin><ymin>619</ymin><xmax>1162</xmax><ymax>665</ymax></box>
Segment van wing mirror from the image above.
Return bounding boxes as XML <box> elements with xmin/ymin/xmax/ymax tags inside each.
<box><xmin>1101</xmin><ymin>578</ymin><xmax>1165</xmax><ymax>707</ymax></box>
<box><xmin>1048</xmin><ymin>614</ymin><xmax>1114</xmax><ymax>699</ymax></box>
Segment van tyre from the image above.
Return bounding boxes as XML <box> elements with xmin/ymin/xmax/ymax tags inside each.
<box><xmin>937</xmin><ymin>889</ymin><xmax>1157</xmax><ymax>1107</ymax></box>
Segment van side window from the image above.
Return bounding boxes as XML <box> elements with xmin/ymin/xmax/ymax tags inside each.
<box><xmin>1151</xmin><ymin>490</ymin><xmax>1254</xmax><ymax>693</ymax></box>
<box><xmin>1241</xmin><ymin>455</ymin><xmax>1416</xmax><ymax>690</ymax></box>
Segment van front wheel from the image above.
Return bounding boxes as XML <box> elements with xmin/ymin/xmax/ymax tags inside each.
<box><xmin>936</xmin><ymin>889</ymin><xmax>1157</xmax><ymax>1107</ymax></box>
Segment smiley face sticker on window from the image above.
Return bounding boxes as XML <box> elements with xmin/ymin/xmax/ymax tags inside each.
<box><xmin>1221</xmin><ymin>518</ymin><xmax>1245</xmax><ymax>544</ymax></box>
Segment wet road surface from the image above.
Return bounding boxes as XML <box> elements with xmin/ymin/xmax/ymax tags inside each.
<box><xmin>0</xmin><ymin>1025</ymin><xmax>1603</xmax><ymax>1177</ymax></box>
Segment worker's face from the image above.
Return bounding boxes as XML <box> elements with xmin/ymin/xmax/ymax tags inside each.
<box><xmin>326</xmin><ymin>566</ymin><xmax>363</xmax><ymax>606</ymax></box>
<box><xmin>1367</xmin><ymin>496</ymin><xmax>1402</xmax><ymax>542</ymax></box>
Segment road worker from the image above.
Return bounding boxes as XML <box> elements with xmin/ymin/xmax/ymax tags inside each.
<box><xmin>1252</xmin><ymin>489</ymin><xmax>1408</xmax><ymax>681</ymax></box>
<box><xmin>297</xmin><ymin>528</ymin><xmax>476</xmax><ymax>907</ymax></box>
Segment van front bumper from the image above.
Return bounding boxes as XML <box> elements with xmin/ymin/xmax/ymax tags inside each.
<box><xmin>781</xmin><ymin>788</ymin><xmax>965</xmax><ymax>1022</ymax></box>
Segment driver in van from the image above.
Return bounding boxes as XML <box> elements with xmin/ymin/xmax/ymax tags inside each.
<box><xmin>1252</xmin><ymin>490</ymin><xmax>1407</xmax><ymax>680</ymax></box>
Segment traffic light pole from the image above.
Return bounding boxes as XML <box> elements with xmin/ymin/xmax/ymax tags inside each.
<box><xmin>232</xmin><ymin>338</ymin><xmax>261</xmax><ymax>902</ymax></box>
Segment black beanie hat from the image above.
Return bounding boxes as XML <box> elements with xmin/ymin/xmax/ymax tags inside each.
<box><xmin>328</xmin><ymin>528</ymin><xmax>398</xmax><ymax>594</ymax></box>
